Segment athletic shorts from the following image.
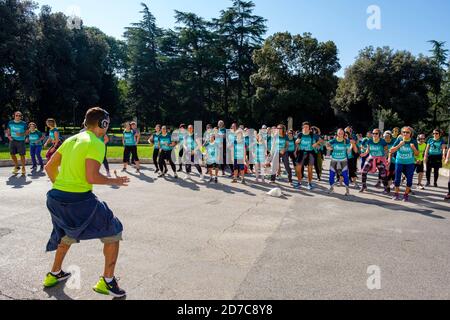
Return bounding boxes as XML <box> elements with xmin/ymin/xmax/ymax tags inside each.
<box><xmin>61</xmin><ymin>233</ymin><xmax>123</xmax><ymax>246</ymax></box>
<box><xmin>207</xmin><ymin>163</ymin><xmax>218</xmax><ymax>169</ymax></box>
<box><xmin>415</xmin><ymin>162</ymin><xmax>424</xmax><ymax>174</ymax></box>
<box><xmin>296</xmin><ymin>150</ymin><xmax>315</xmax><ymax>167</ymax></box>
<box><xmin>9</xmin><ymin>140</ymin><xmax>26</xmax><ymax>156</ymax></box>
<box><xmin>46</xmin><ymin>190</ymin><xmax>123</xmax><ymax>252</ymax></box>
<box><xmin>234</xmin><ymin>160</ymin><xmax>245</xmax><ymax>172</ymax></box>
<box><xmin>123</xmin><ymin>146</ymin><xmax>139</xmax><ymax>163</ymax></box>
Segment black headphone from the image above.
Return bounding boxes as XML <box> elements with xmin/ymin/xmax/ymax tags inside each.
<box><xmin>99</xmin><ymin>110</ymin><xmax>110</xmax><ymax>129</ymax></box>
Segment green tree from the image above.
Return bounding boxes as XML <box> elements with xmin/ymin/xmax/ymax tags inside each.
<box><xmin>333</xmin><ymin>46</ymin><xmax>440</xmax><ymax>132</ymax></box>
<box><xmin>124</xmin><ymin>3</ymin><xmax>163</xmax><ymax>127</ymax></box>
<box><xmin>214</xmin><ymin>0</ymin><xmax>267</xmax><ymax>123</ymax></box>
<box><xmin>428</xmin><ymin>40</ymin><xmax>449</xmax><ymax>127</ymax></box>
<box><xmin>251</xmin><ymin>32</ymin><xmax>340</xmax><ymax>129</ymax></box>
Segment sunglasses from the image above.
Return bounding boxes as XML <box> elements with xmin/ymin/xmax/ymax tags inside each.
<box><xmin>372</xmin><ymin>132</ymin><xmax>380</xmax><ymax>135</ymax></box>
<box><xmin>433</xmin><ymin>133</ymin><xmax>440</xmax><ymax>135</ymax></box>
<box><xmin>402</xmin><ymin>131</ymin><xmax>411</xmax><ymax>134</ymax></box>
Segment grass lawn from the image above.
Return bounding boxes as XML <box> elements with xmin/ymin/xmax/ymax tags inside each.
<box><xmin>0</xmin><ymin>144</ymin><xmax>154</xmax><ymax>160</ymax></box>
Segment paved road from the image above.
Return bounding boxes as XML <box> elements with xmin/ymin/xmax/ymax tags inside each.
<box><xmin>0</xmin><ymin>162</ymin><xmax>449</xmax><ymax>300</ymax></box>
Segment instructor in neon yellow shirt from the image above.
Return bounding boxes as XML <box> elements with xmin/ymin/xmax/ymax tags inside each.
<box><xmin>43</xmin><ymin>107</ymin><xmax>130</xmax><ymax>298</ymax></box>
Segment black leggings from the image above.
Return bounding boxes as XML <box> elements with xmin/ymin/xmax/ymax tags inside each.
<box><xmin>179</xmin><ymin>148</ymin><xmax>184</xmax><ymax>170</ymax></box>
<box><xmin>103</xmin><ymin>145</ymin><xmax>110</xmax><ymax>171</ymax></box>
<box><xmin>186</xmin><ymin>153</ymin><xmax>202</xmax><ymax>175</ymax></box>
<box><xmin>426</xmin><ymin>155</ymin><xmax>442</xmax><ymax>184</ymax></box>
<box><xmin>159</xmin><ymin>149</ymin><xmax>176</xmax><ymax>173</ymax></box>
<box><xmin>153</xmin><ymin>148</ymin><xmax>160</xmax><ymax>170</ymax></box>
<box><xmin>123</xmin><ymin>146</ymin><xmax>139</xmax><ymax>163</ymax></box>
<box><xmin>348</xmin><ymin>155</ymin><xmax>358</xmax><ymax>179</ymax></box>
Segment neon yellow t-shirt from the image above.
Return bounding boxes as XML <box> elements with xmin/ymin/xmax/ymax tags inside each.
<box><xmin>415</xmin><ymin>143</ymin><xmax>427</xmax><ymax>162</ymax></box>
<box><xmin>53</xmin><ymin>131</ymin><xmax>106</xmax><ymax>193</ymax></box>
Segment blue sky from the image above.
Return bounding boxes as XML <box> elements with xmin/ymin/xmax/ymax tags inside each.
<box><xmin>34</xmin><ymin>0</ymin><xmax>450</xmax><ymax>76</ymax></box>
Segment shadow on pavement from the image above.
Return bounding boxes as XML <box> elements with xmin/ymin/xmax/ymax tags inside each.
<box><xmin>6</xmin><ymin>175</ymin><xmax>32</xmax><ymax>189</ymax></box>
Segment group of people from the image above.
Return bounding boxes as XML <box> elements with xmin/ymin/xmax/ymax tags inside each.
<box><xmin>5</xmin><ymin>111</ymin><xmax>63</xmax><ymax>174</ymax></box>
<box><xmin>119</xmin><ymin>120</ymin><xmax>450</xmax><ymax>202</ymax></box>
<box><xmin>5</xmin><ymin>111</ymin><xmax>450</xmax><ymax>201</ymax></box>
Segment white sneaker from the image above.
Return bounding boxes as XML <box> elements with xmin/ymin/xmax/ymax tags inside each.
<box><xmin>200</xmin><ymin>174</ymin><xmax>205</xmax><ymax>180</ymax></box>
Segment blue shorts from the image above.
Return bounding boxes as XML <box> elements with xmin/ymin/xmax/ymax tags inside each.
<box><xmin>46</xmin><ymin>190</ymin><xmax>123</xmax><ymax>252</ymax></box>
<box><xmin>234</xmin><ymin>159</ymin><xmax>245</xmax><ymax>172</ymax></box>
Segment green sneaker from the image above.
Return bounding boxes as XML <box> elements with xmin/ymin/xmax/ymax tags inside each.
<box><xmin>43</xmin><ymin>271</ymin><xmax>72</xmax><ymax>288</ymax></box>
<box><xmin>93</xmin><ymin>277</ymin><xmax>126</xmax><ymax>298</ymax></box>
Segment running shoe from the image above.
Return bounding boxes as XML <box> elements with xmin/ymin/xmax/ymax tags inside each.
<box><xmin>214</xmin><ymin>177</ymin><xmax>218</xmax><ymax>184</ymax></box>
<box><xmin>208</xmin><ymin>177</ymin><xmax>213</xmax><ymax>183</ymax></box>
<box><xmin>354</xmin><ymin>183</ymin><xmax>360</xmax><ymax>190</ymax></box>
<box><xmin>158</xmin><ymin>172</ymin><xmax>165</xmax><ymax>178</ymax></box>
<box><xmin>434</xmin><ymin>183</ymin><xmax>438</xmax><ymax>188</ymax></box>
<box><xmin>392</xmin><ymin>193</ymin><xmax>401</xmax><ymax>201</ymax></box>
<box><xmin>374</xmin><ymin>181</ymin><xmax>382</xmax><ymax>189</ymax></box>
<box><xmin>382</xmin><ymin>188</ymin><xmax>391</xmax><ymax>195</ymax></box>
<box><xmin>93</xmin><ymin>277</ymin><xmax>126</xmax><ymax>298</ymax></box>
<box><xmin>328</xmin><ymin>186</ymin><xmax>334</xmax><ymax>194</ymax></box>
<box><xmin>293</xmin><ymin>182</ymin><xmax>302</xmax><ymax>190</ymax></box>
<box><xmin>306</xmin><ymin>183</ymin><xmax>313</xmax><ymax>190</ymax></box>
<box><xmin>121</xmin><ymin>168</ymin><xmax>127</xmax><ymax>172</ymax></box>
<box><xmin>426</xmin><ymin>182</ymin><xmax>431</xmax><ymax>187</ymax></box>
<box><xmin>200</xmin><ymin>174</ymin><xmax>205</xmax><ymax>180</ymax></box>
<box><xmin>40</xmin><ymin>165</ymin><xmax>45</xmax><ymax>172</ymax></box>
<box><xmin>403</xmin><ymin>194</ymin><xmax>410</xmax><ymax>202</ymax></box>
<box><xmin>241</xmin><ymin>179</ymin><xmax>246</xmax><ymax>185</ymax></box>
<box><xmin>155</xmin><ymin>169</ymin><xmax>160</xmax><ymax>174</ymax></box>
<box><xmin>31</xmin><ymin>165</ymin><xmax>37</xmax><ymax>171</ymax></box>
<box><xmin>107</xmin><ymin>171</ymin><xmax>112</xmax><ymax>178</ymax></box>
<box><xmin>232</xmin><ymin>179</ymin><xmax>238</xmax><ymax>183</ymax></box>
<box><xmin>359</xmin><ymin>186</ymin><xmax>367</xmax><ymax>193</ymax></box>
<box><xmin>174</xmin><ymin>173</ymin><xmax>178</xmax><ymax>179</ymax></box>
<box><xmin>417</xmin><ymin>184</ymin><xmax>425</xmax><ymax>190</ymax></box>
<box><xmin>21</xmin><ymin>167</ymin><xmax>26</xmax><ymax>175</ymax></box>
<box><xmin>445</xmin><ymin>194</ymin><xmax>450</xmax><ymax>201</ymax></box>
<box><xmin>135</xmin><ymin>169</ymin><xmax>140</xmax><ymax>174</ymax></box>
<box><xmin>43</xmin><ymin>271</ymin><xmax>72</xmax><ymax>288</ymax></box>
<box><xmin>12</xmin><ymin>167</ymin><xmax>19</xmax><ymax>175</ymax></box>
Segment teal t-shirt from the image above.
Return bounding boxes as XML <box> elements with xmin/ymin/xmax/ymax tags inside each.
<box><xmin>159</xmin><ymin>134</ymin><xmax>173</xmax><ymax>151</ymax></box>
<box><xmin>8</xmin><ymin>120</ymin><xmax>27</xmax><ymax>141</ymax></box>
<box><xmin>234</xmin><ymin>140</ymin><xmax>245</xmax><ymax>160</ymax></box>
<box><xmin>394</xmin><ymin>138</ymin><xmax>418</xmax><ymax>165</ymax></box>
<box><xmin>49</xmin><ymin>128</ymin><xmax>60</xmax><ymax>141</ymax></box>
<box><xmin>255</xmin><ymin>143</ymin><xmax>266</xmax><ymax>163</ymax></box>
<box><xmin>298</xmin><ymin>133</ymin><xmax>319</xmax><ymax>152</ymax></box>
<box><xmin>185</xmin><ymin>134</ymin><xmax>197</xmax><ymax>151</ymax></box>
<box><xmin>287</xmin><ymin>138</ymin><xmax>295</xmax><ymax>152</ymax></box>
<box><xmin>386</xmin><ymin>140</ymin><xmax>397</xmax><ymax>160</ymax></box>
<box><xmin>28</xmin><ymin>130</ymin><xmax>43</xmax><ymax>146</ymax></box>
<box><xmin>123</xmin><ymin>130</ymin><xmax>136</xmax><ymax>146</ymax></box>
<box><xmin>329</xmin><ymin>138</ymin><xmax>349</xmax><ymax>161</ymax></box>
<box><xmin>153</xmin><ymin>133</ymin><xmax>160</xmax><ymax>149</ymax></box>
<box><xmin>205</xmin><ymin>141</ymin><xmax>220</xmax><ymax>164</ymax></box>
<box><xmin>368</xmin><ymin>139</ymin><xmax>387</xmax><ymax>157</ymax></box>
<box><xmin>427</xmin><ymin>138</ymin><xmax>445</xmax><ymax>156</ymax></box>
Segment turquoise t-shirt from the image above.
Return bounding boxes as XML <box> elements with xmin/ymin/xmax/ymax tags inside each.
<box><xmin>298</xmin><ymin>133</ymin><xmax>320</xmax><ymax>152</ymax></box>
<box><xmin>368</xmin><ymin>139</ymin><xmax>387</xmax><ymax>157</ymax></box>
<box><xmin>28</xmin><ymin>130</ymin><xmax>43</xmax><ymax>146</ymax></box>
<box><xmin>185</xmin><ymin>134</ymin><xmax>198</xmax><ymax>151</ymax></box>
<box><xmin>427</xmin><ymin>138</ymin><xmax>445</xmax><ymax>156</ymax></box>
<box><xmin>287</xmin><ymin>138</ymin><xmax>295</xmax><ymax>152</ymax></box>
<box><xmin>205</xmin><ymin>141</ymin><xmax>220</xmax><ymax>164</ymax></box>
<box><xmin>234</xmin><ymin>140</ymin><xmax>245</xmax><ymax>160</ymax></box>
<box><xmin>255</xmin><ymin>143</ymin><xmax>266</xmax><ymax>163</ymax></box>
<box><xmin>394</xmin><ymin>138</ymin><xmax>418</xmax><ymax>165</ymax></box>
<box><xmin>272</xmin><ymin>136</ymin><xmax>287</xmax><ymax>152</ymax></box>
<box><xmin>386</xmin><ymin>140</ymin><xmax>397</xmax><ymax>160</ymax></box>
<box><xmin>7</xmin><ymin>120</ymin><xmax>27</xmax><ymax>141</ymax></box>
<box><xmin>159</xmin><ymin>134</ymin><xmax>173</xmax><ymax>151</ymax></box>
<box><xmin>153</xmin><ymin>133</ymin><xmax>160</xmax><ymax>149</ymax></box>
<box><xmin>49</xmin><ymin>128</ymin><xmax>60</xmax><ymax>141</ymax></box>
<box><xmin>329</xmin><ymin>138</ymin><xmax>349</xmax><ymax>161</ymax></box>
<box><xmin>123</xmin><ymin>130</ymin><xmax>136</xmax><ymax>146</ymax></box>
